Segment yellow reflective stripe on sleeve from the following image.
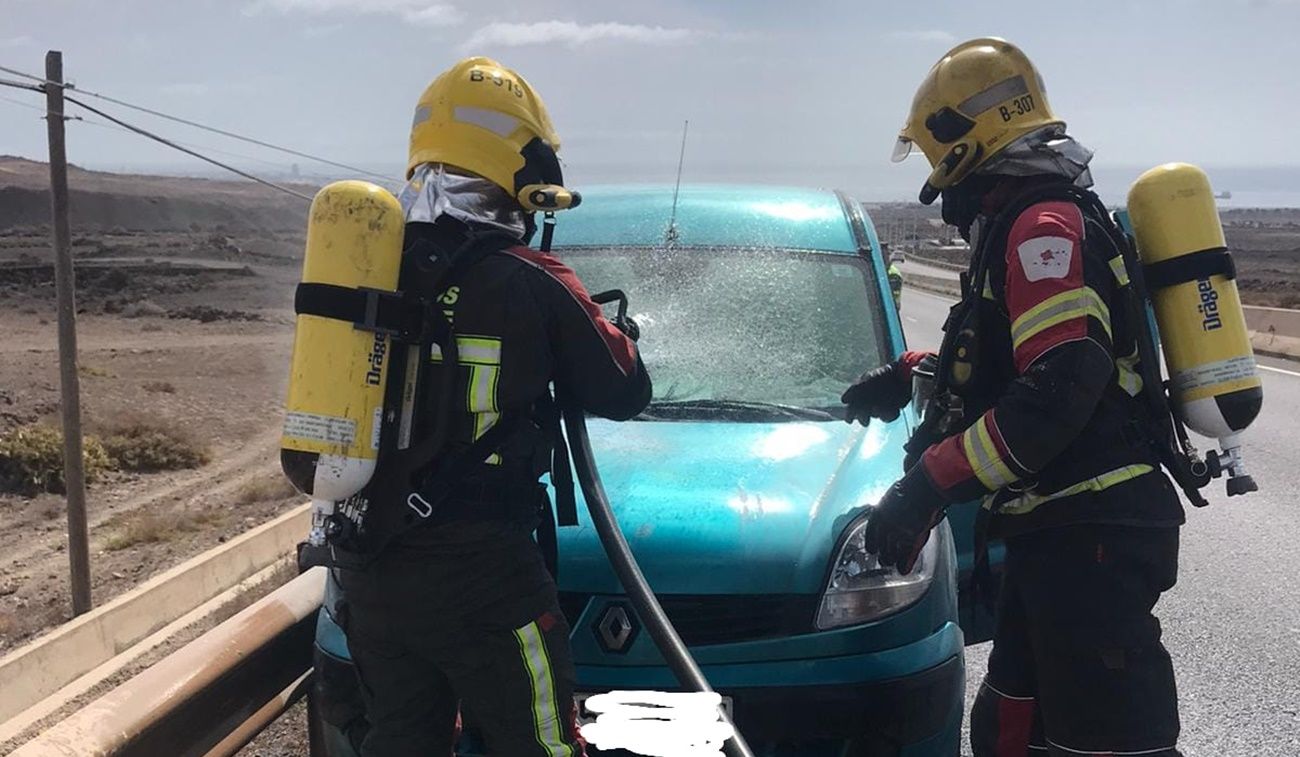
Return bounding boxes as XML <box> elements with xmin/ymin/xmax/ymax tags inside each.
<box><xmin>1108</xmin><ymin>255</ymin><xmax>1130</xmax><ymax>287</ymax></box>
<box><xmin>468</xmin><ymin>364</ymin><xmax>498</xmax><ymax>412</ymax></box>
<box><xmin>512</xmin><ymin>621</ymin><xmax>574</xmax><ymax>757</ymax></box>
<box><xmin>429</xmin><ymin>335</ymin><xmax>502</xmax><ymax>365</ymax></box>
<box><xmin>996</xmin><ymin>464</ymin><xmax>1156</xmax><ymax>516</ymax></box>
<box><xmin>1010</xmin><ymin>286</ymin><xmax>1111</xmax><ymax>352</ymax></box>
<box><xmin>474</xmin><ymin>410</ymin><xmax>502</xmax><ymax>465</ymax></box>
<box><xmin>961</xmin><ymin>415</ymin><xmax>1019</xmax><ymax>490</ymax></box>
<box><xmin>431</xmin><ymin>335</ymin><xmax>504</xmax><ymax>464</ymax></box>
<box><xmin>1116</xmin><ymin>347</ymin><xmax>1144</xmax><ymax>397</ymax></box>
<box><xmin>458</xmin><ymin>336</ymin><xmax>503</xmax><ymax>365</ymax></box>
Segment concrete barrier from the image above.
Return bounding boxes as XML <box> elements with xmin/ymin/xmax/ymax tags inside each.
<box><xmin>10</xmin><ymin>568</ymin><xmax>324</xmax><ymax>757</ymax></box>
<box><xmin>904</xmin><ymin>281</ymin><xmax>1300</xmax><ymax>363</ymax></box>
<box><xmin>1244</xmin><ymin>305</ymin><xmax>1300</xmax><ymax>361</ymax></box>
<box><xmin>0</xmin><ymin>503</ymin><xmax>310</xmax><ymax>727</ymax></box>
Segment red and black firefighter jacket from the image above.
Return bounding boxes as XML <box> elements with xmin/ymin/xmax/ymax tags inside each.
<box><xmin>914</xmin><ymin>189</ymin><xmax>1186</xmax><ymax>538</ymax></box>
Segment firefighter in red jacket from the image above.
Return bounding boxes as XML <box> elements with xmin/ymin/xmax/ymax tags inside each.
<box><xmin>330</xmin><ymin>57</ymin><xmax>651</xmax><ymax>756</ymax></box>
<box><xmin>842</xmin><ymin>39</ymin><xmax>1184</xmax><ymax>756</ymax></box>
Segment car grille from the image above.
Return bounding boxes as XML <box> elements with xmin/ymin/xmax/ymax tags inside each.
<box><xmin>558</xmin><ymin>592</ymin><xmax>818</xmax><ymax>646</ymax></box>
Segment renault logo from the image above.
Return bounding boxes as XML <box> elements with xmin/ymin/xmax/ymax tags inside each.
<box><xmin>595</xmin><ymin>602</ymin><xmax>638</xmax><ymax>654</ymax></box>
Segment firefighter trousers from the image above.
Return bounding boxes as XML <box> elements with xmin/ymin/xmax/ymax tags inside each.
<box><xmin>970</xmin><ymin>524</ymin><xmax>1182</xmax><ymax>757</ymax></box>
<box><xmin>335</xmin><ymin>531</ymin><xmax>585</xmax><ymax>757</ymax></box>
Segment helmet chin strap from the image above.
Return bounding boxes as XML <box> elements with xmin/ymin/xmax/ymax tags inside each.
<box><xmin>539</xmin><ymin>211</ymin><xmax>556</xmax><ymax>253</ymax></box>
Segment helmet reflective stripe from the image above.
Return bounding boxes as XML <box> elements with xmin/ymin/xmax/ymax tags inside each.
<box><xmin>958</xmin><ymin>75</ymin><xmax>1029</xmax><ymax>119</ymax></box>
<box><xmin>454</xmin><ymin>106</ymin><xmax>521</xmax><ymax>138</ymax></box>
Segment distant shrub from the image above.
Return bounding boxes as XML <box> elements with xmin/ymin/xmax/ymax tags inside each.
<box><xmin>142</xmin><ymin>381</ymin><xmax>176</xmax><ymax>394</ymax></box>
<box><xmin>102</xmin><ymin>508</ymin><xmax>225</xmax><ymax>551</ymax></box>
<box><xmin>235</xmin><ymin>474</ymin><xmax>299</xmax><ymax>505</ymax></box>
<box><xmin>122</xmin><ymin>300</ymin><xmax>166</xmax><ymax>318</ymax></box>
<box><xmin>101</xmin><ymin>421</ymin><xmax>209</xmax><ymax>472</ymax></box>
<box><xmin>0</xmin><ymin>424</ymin><xmax>110</xmax><ymax>495</ymax></box>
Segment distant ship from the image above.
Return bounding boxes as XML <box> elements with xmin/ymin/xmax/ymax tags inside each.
<box><xmin>1215</xmin><ymin>190</ymin><xmax>1232</xmax><ymax>200</ymax></box>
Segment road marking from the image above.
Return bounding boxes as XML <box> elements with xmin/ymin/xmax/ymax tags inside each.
<box><xmin>1259</xmin><ymin>364</ymin><xmax>1300</xmax><ymax>378</ymax></box>
<box><xmin>905</xmin><ymin>316</ymin><xmax>917</xmax><ymax>323</ymax></box>
<box><xmin>903</xmin><ymin>287</ymin><xmax>957</xmax><ymax>304</ymax></box>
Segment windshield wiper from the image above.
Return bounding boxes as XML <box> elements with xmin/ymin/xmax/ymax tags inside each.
<box><xmin>638</xmin><ymin>399</ymin><xmax>836</xmax><ymax>422</ymax></box>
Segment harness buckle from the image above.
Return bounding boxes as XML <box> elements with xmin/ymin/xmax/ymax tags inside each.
<box><xmin>406</xmin><ymin>492</ymin><xmax>434</xmax><ymax>519</ymax></box>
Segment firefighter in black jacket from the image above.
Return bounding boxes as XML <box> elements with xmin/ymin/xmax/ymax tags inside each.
<box><xmin>333</xmin><ymin>57</ymin><xmax>650</xmax><ymax>756</ymax></box>
<box><xmin>842</xmin><ymin>39</ymin><xmax>1184</xmax><ymax>756</ymax></box>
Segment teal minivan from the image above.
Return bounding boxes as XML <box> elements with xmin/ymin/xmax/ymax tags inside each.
<box><xmin>313</xmin><ymin>185</ymin><xmax>999</xmax><ymax>756</ymax></box>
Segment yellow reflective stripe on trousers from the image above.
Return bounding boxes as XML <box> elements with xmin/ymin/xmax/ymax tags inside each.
<box><xmin>995</xmin><ymin>464</ymin><xmax>1156</xmax><ymax>516</ymax></box>
<box><xmin>961</xmin><ymin>415</ymin><xmax>1018</xmax><ymax>490</ymax></box>
<box><xmin>1010</xmin><ymin>286</ymin><xmax>1111</xmax><ymax>352</ymax></box>
<box><xmin>512</xmin><ymin>621</ymin><xmax>574</xmax><ymax>757</ymax></box>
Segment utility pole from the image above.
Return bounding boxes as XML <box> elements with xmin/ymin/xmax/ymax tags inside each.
<box><xmin>45</xmin><ymin>50</ymin><xmax>92</xmax><ymax>616</ymax></box>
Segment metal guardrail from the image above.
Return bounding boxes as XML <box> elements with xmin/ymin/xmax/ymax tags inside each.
<box><xmin>11</xmin><ymin>567</ymin><xmax>324</xmax><ymax>757</ymax></box>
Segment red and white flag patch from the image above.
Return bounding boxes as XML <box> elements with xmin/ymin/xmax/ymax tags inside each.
<box><xmin>1016</xmin><ymin>236</ymin><xmax>1074</xmax><ymax>282</ymax></box>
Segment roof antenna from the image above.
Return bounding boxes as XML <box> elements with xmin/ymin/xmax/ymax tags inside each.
<box><xmin>665</xmin><ymin>119</ymin><xmax>689</xmax><ymax>246</ymax></box>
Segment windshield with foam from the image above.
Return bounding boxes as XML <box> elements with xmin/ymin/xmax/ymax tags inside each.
<box><xmin>558</xmin><ymin>246</ymin><xmax>887</xmax><ymax>415</ymax></box>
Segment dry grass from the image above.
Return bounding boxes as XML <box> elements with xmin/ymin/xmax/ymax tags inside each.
<box><xmin>100</xmin><ymin>420</ymin><xmax>209</xmax><ymax>472</ymax></box>
<box><xmin>235</xmin><ymin>473</ymin><xmax>298</xmax><ymax>505</ymax></box>
<box><xmin>78</xmin><ymin>364</ymin><xmax>114</xmax><ymax>379</ymax></box>
<box><xmin>102</xmin><ymin>508</ymin><xmax>227</xmax><ymax>552</ymax></box>
<box><xmin>0</xmin><ymin>424</ymin><xmax>111</xmax><ymax>495</ymax></box>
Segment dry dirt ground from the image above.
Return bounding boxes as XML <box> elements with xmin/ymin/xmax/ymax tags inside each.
<box><xmin>0</xmin><ymin>179</ymin><xmax>312</xmax><ymax>652</ymax></box>
<box><xmin>868</xmin><ymin>204</ymin><xmax>1300</xmax><ymax>308</ymax></box>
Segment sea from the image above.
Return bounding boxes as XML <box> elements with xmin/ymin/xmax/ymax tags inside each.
<box><xmin>93</xmin><ymin>160</ymin><xmax>1300</xmax><ymax>210</ymax></box>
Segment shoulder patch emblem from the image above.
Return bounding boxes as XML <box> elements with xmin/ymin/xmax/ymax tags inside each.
<box><xmin>1016</xmin><ymin>236</ymin><xmax>1074</xmax><ymax>282</ymax></box>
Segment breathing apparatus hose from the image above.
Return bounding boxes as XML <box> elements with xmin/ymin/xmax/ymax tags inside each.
<box><xmin>561</xmin><ymin>402</ymin><xmax>755</xmax><ymax>757</ymax></box>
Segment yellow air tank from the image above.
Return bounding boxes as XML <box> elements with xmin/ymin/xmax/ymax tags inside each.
<box><xmin>1127</xmin><ymin>163</ymin><xmax>1262</xmax><ymax>495</ymax></box>
<box><xmin>281</xmin><ymin>181</ymin><xmax>405</xmax><ymax>544</ymax></box>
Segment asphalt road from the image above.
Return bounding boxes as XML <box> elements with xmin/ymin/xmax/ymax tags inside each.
<box><xmin>900</xmin><ymin>287</ymin><xmax>1300</xmax><ymax>757</ymax></box>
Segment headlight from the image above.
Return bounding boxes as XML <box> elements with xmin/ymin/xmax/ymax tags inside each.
<box><xmin>815</xmin><ymin>512</ymin><xmax>937</xmax><ymax>630</ymax></box>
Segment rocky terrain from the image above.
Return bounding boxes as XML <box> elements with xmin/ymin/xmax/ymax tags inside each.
<box><xmin>869</xmin><ymin>202</ymin><xmax>1300</xmax><ymax>308</ymax></box>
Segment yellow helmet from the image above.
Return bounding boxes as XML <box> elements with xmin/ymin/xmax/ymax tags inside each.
<box><xmin>408</xmin><ymin>57</ymin><xmax>578</xmax><ymax>212</ymax></box>
<box><xmin>893</xmin><ymin>38</ymin><xmax>1062</xmax><ymax>204</ymax></box>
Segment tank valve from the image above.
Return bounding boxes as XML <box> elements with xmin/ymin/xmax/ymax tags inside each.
<box><xmin>1207</xmin><ymin>439</ymin><xmax>1258</xmax><ymax>497</ymax></box>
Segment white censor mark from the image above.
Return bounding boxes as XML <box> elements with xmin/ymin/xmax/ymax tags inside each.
<box><xmin>578</xmin><ymin>690</ymin><xmax>735</xmax><ymax>757</ymax></box>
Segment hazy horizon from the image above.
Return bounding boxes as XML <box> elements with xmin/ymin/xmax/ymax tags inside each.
<box><xmin>4</xmin><ymin>0</ymin><xmax>1300</xmax><ymax>206</ymax></box>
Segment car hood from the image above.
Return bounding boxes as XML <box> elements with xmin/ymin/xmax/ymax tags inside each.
<box><xmin>555</xmin><ymin>417</ymin><xmax>909</xmax><ymax>596</ymax></box>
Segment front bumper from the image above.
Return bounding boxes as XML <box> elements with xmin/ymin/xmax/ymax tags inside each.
<box><xmin>576</xmin><ymin>621</ymin><xmax>965</xmax><ymax>747</ymax></box>
<box><xmin>725</xmin><ymin>653</ymin><xmax>963</xmax><ymax>745</ymax></box>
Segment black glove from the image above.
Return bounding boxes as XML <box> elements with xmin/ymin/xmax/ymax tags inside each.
<box><xmin>615</xmin><ymin>314</ymin><xmax>640</xmax><ymax>342</ymax></box>
<box><xmin>862</xmin><ymin>466</ymin><xmax>948</xmax><ymax>575</ymax></box>
<box><xmin>841</xmin><ymin>361</ymin><xmax>911</xmax><ymax>426</ymax></box>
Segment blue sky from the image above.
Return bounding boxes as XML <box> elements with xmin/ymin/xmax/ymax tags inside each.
<box><xmin>2</xmin><ymin>0</ymin><xmax>1299</xmax><ymax>201</ymax></box>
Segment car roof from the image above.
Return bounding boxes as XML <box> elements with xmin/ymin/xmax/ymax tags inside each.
<box><xmin>552</xmin><ymin>184</ymin><xmax>863</xmax><ymax>254</ymax></box>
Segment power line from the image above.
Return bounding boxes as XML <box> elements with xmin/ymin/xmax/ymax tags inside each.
<box><xmin>0</xmin><ymin>76</ymin><xmax>43</xmax><ymax>92</ymax></box>
<box><xmin>0</xmin><ymin>91</ymin><xmax>318</xmax><ymax>173</ymax></box>
<box><xmin>64</xmin><ymin>94</ymin><xmax>314</xmax><ymax>202</ymax></box>
<box><xmin>0</xmin><ymin>63</ymin><xmax>44</xmax><ymax>84</ymax></box>
<box><xmin>0</xmin><ymin>61</ymin><xmax>397</xmax><ymax>185</ymax></box>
